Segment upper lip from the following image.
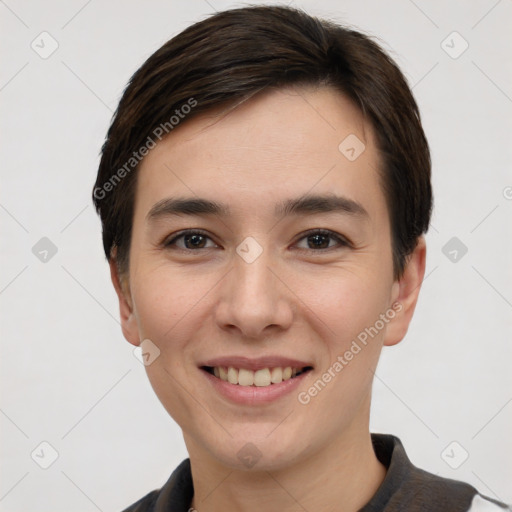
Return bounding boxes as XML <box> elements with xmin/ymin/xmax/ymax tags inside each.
<box><xmin>199</xmin><ymin>356</ymin><xmax>313</xmax><ymax>371</ymax></box>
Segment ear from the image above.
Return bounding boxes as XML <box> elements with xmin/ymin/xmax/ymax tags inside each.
<box><xmin>109</xmin><ymin>256</ymin><xmax>140</xmax><ymax>347</ymax></box>
<box><xmin>383</xmin><ymin>236</ymin><xmax>427</xmax><ymax>347</ymax></box>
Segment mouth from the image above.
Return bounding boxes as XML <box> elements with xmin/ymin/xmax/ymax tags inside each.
<box><xmin>200</xmin><ymin>365</ymin><xmax>314</xmax><ymax>387</ymax></box>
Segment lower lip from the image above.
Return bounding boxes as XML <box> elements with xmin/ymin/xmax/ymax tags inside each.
<box><xmin>200</xmin><ymin>368</ymin><xmax>311</xmax><ymax>405</ymax></box>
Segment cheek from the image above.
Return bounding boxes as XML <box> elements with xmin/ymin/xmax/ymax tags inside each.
<box><xmin>301</xmin><ymin>268</ymin><xmax>392</xmax><ymax>342</ymax></box>
<box><xmin>129</xmin><ymin>270</ymin><xmax>209</xmax><ymax>429</ymax></box>
<box><xmin>303</xmin><ymin>274</ymin><xmax>392</xmax><ymax>403</ymax></box>
<box><xmin>130</xmin><ymin>268</ymin><xmax>201</xmax><ymax>344</ymax></box>
<box><xmin>292</xmin><ymin>275</ymin><xmax>391</xmax><ymax>441</ymax></box>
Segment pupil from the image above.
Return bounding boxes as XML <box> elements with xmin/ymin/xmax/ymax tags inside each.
<box><xmin>183</xmin><ymin>234</ymin><xmax>330</xmax><ymax>250</ymax></box>
<box><xmin>309</xmin><ymin>234</ymin><xmax>328</xmax><ymax>249</ymax></box>
<box><xmin>186</xmin><ymin>234</ymin><xmax>205</xmax><ymax>248</ymax></box>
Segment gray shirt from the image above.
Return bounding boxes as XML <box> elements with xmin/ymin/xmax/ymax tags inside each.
<box><xmin>122</xmin><ymin>434</ymin><xmax>510</xmax><ymax>511</ymax></box>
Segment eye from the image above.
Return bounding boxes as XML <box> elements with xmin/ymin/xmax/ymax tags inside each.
<box><xmin>164</xmin><ymin>230</ymin><xmax>218</xmax><ymax>250</ymax></box>
<box><xmin>294</xmin><ymin>229</ymin><xmax>350</xmax><ymax>251</ymax></box>
<box><xmin>163</xmin><ymin>228</ymin><xmax>351</xmax><ymax>252</ymax></box>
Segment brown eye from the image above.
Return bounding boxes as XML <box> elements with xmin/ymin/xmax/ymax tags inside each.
<box><xmin>164</xmin><ymin>230</ymin><xmax>217</xmax><ymax>250</ymax></box>
<box><xmin>295</xmin><ymin>229</ymin><xmax>350</xmax><ymax>251</ymax></box>
<box><xmin>306</xmin><ymin>233</ymin><xmax>330</xmax><ymax>249</ymax></box>
<box><xmin>183</xmin><ymin>234</ymin><xmax>206</xmax><ymax>248</ymax></box>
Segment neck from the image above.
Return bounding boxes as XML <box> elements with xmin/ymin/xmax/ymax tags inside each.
<box><xmin>187</xmin><ymin>416</ymin><xmax>386</xmax><ymax>512</ymax></box>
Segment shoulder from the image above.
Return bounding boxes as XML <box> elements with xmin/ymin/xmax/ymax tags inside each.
<box><xmin>367</xmin><ymin>434</ymin><xmax>511</xmax><ymax>512</ymax></box>
<box><xmin>396</xmin><ymin>465</ymin><xmax>509</xmax><ymax>511</ymax></box>
<box><xmin>467</xmin><ymin>494</ymin><xmax>512</xmax><ymax>511</ymax></box>
<box><xmin>121</xmin><ymin>490</ymin><xmax>159</xmax><ymax>512</ymax></box>
<box><xmin>120</xmin><ymin>459</ymin><xmax>193</xmax><ymax>512</ymax></box>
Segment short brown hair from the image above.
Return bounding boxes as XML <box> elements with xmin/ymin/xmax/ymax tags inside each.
<box><xmin>93</xmin><ymin>5</ymin><xmax>432</xmax><ymax>280</ymax></box>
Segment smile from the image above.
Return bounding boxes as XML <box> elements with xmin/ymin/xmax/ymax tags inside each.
<box><xmin>202</xmin><ymin>366</ymin><xmax>313</xmax><ymax>387</ymax></box>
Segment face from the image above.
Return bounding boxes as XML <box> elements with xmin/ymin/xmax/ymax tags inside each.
<box><xmin>112</xmin><ymin>85</ymin><xmax>425</xmax><ymax>472</ymax></box>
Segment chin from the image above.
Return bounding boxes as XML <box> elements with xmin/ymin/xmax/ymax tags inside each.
<box><xmin>199</xmin><ymin>427</ymin><xmax>307</xmax><ymax>472</ymax></box>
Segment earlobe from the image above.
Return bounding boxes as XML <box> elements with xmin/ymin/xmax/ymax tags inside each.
<box><xmin>109</xmin><ymin>257</ymin><xmax>141</xmax><ymax>347</ymax></box>
<box><xmin>383</xmin><ymin>236</ymin><xmax>427</xmax><ymax>347</ymax></box>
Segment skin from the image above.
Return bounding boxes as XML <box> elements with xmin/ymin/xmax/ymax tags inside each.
<box><xmin>110</xmin><ymin>85</ymin><xmax>426</xmax><ymax>512</ymax></box>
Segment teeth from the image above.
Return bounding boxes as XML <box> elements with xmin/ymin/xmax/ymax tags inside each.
<box><xmin>211</xmin><ymin>366</ymin><xmax>306</xmax><ymax>387</ymax></box>
<box><xmin>254</xmin><ymin>368</ymin><xmax>271</xmax><ymax>387</ymax></box>
<box><xmin>270</xmin><ymin>367</ymin><xmax>283</xmax><ymax>383</ymax></box>
<box><xmin>227</xmin><ymin>366</ymin><xmax>238</xmax><ymax>384</ymax></box>
<box><xmin>219</xmin><ymin>366</ymin><xmax>228</xmax><ymax>381</ymax></box>
<box><xmin>238</xmin><ymin>368</ymin><xmax>254</xmax><ymax>386</ymax></box>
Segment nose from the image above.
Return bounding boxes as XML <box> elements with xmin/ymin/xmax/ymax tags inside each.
<box><xmin>214</xmin><ymin>247</ymin><xmax>293</xmax><ymax>340</ymax></box>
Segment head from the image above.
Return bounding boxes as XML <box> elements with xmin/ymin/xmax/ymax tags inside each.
<box><xmin>93</xmin><ymin>6</ymin><xmax>431</xmax><ymax>470</ymax></box>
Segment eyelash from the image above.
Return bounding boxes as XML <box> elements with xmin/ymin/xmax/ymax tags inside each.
<box><xmin>163</xmin><ymin>229</ymin><xmax>351</xmax><ymax>253</ymax></box>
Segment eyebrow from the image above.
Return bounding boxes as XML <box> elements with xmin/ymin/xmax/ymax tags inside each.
<box><xmin>146</xmin><ymin>194</ymin><xmax>369</xmax><ymax>222</ymax></box>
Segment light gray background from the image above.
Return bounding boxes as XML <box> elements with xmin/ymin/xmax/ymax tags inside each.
<box><xmin>1</xmin><ymin>0</ymin><xmax>511</xmax><ymax>510</ymax></box>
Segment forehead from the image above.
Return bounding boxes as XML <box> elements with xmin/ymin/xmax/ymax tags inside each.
<box><xmin>135</xmin><ymin>85</ymin><xmax>386</xmax><ymax>222</ymax></box>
